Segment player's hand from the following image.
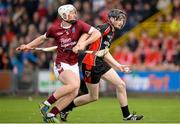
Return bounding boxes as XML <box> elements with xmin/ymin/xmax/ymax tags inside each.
<box><xmin>118</xmin><ymin>65</ymin><xmax>132</xmax><ymax>73</ymax></box>
<box><xmin>72</xmin><ymin>45</ymin><xmax>79</xmax><ymax>54</ymax></box>
<box><xmin>16</xmin><ymin>44</ymin><xmax>31</xmax><ymax>51</ymax></box>
<box><xmin>72</xmin><ymin>42</ymin><xmax>86</xmax><ymax>54</ymax></box>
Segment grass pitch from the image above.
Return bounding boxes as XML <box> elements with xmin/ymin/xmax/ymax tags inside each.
<box><xmin>0</xmin><ymin>96</ymin><xmax>180</xmax><ymax>123</ymax></box>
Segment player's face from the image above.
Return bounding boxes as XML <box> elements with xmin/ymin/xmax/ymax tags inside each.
<box><xmin>67</xmin><ymin>10</ymin><xmax>78</xmax><ymax>22</ymax></box>
<box><xmin>112</xmin><ymin>18</ymin><xmax>125</xmax><ymax>29</ymax></box>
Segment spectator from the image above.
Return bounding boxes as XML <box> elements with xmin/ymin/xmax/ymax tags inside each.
<box><xmin>144</xmin><ymin>45</ymin><xmax>163</xmax><ymax>68</ymax></box>
<box><xmin>0</xmin><ymin>0</ymin><xmax>179</xmax><ymax>72</ymax></box>
<box><xmin>173</xmin><ymin>41</ymin><xmax>180</xmax><ymax>67</ymax></box>
<box><xmin>127</xmin><ymin>32</ymin><xmax>139</xmax><ymax>52</ymax></box>
<box><xmin>0</xmin><ymin>52</ymin><xmax>12</xmax><ymax>70</ymax></box>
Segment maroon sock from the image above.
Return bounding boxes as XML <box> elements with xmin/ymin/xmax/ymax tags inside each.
<box><xmin>47</xmin><ymin>94</ymin><xmax>57</xmax><ymax>105</ymax></box>
<box><xmin>50</xmin><ymin>106</ymin><xmax>60</xmax><ymax>116</ymax></box>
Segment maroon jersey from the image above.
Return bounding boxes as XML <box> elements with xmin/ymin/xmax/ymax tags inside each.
<box><xmin>46</xmin><ymin>19</ymin><xmax>91</xmax><ymax>65</ymax></box>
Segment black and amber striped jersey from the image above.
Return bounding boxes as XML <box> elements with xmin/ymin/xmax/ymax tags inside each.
<box><xmin>82</xmin><ymin>23</ymin><xmax>114</xmax><ymax>66</ymax></box>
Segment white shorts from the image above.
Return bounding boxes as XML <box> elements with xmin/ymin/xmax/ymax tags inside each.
<box><xmin>53</xmin><ymin>62</ymin><xmax>80</xmax><ymax>79</ymax></box>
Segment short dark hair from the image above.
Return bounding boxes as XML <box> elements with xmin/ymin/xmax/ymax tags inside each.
<box><xmin>108</xmin><ymin>9</ymin><xmax>126</xmax><ymax>20</ymax></box>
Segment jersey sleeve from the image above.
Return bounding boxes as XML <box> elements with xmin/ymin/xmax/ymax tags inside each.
<box><xmin>78</xmin><ymin>20</ymin><xmax>91</xmax><ymax>33</ymax></box>
<box><xmin>45</xmin><ymin>26</ymin><xmax>54</xmax><ymax>38</ymax></box>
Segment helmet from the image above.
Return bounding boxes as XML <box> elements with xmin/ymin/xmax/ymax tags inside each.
<box><xmin>108</xmin><ymin>9</ymin><xmax>126</xmax><ymax>28</ymax></box>
<box><xmin>58</xmin><ymin>4</ymin><xmax>77</xmax><ymax>23</ymax></box>
<box><xmin>108</xmin><ymin>9</ymin><xmax>126</xmax><ymax>20</ymax></box>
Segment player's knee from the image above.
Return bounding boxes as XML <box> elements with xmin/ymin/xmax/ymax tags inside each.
<box><xmin>116</xmin><ymin>82</ymin><xmax>126</xmax><ymax>91</ymax></box>
<box><xmin>90</xmin><ymin>94</ymin><xmax>99</xmax><ymax>101</ymax></box>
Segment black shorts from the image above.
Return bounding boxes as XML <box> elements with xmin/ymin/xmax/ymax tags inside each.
<box><xmin>82</xmin><ymin>61</ymin><xmax>111</xmax><ymax>84</ymax></box>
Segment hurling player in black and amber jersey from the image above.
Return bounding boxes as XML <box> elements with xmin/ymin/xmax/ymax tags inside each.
<box><xmin>60</xmin><ymin>9</ymin><xmax>143</xmax><ymax>121</ymax></box>
<box><xmin>16</xmin><ymin>4</ymin><xmax>101</xmax><ymax>123</ymax></box>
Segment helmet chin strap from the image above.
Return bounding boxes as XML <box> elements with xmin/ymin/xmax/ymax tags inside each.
<box><xmin>66</xmin><ymin>20</ymin><xmax>77</xmax><ymax>24</ymax></box>
<box><xmin>61</xmin><ymin>16</ymin><xmax>77</xmax><ymax>24</ymax></box>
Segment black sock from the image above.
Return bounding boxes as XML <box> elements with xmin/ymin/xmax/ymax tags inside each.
<box><xmin>121</xmin><ymin>105</ymin><xmax>130</xmax><ymax>118</ymax></box>
<box><xmin>62</xmin><ymin>101</ymin><xmax>76</xmax><ymax>112</ymax></box>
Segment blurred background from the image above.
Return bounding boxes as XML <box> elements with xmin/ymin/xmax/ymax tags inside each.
<box><xmin>0</xmin><ymin>0</ymin><xmax>180</xmax><ymax>123</ymax></box>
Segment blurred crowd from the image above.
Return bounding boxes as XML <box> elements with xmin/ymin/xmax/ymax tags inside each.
<box><xmin>0</xmin><ymin>0</ymin><xmax>179</xmax><ymax>74</ymax></box>
<box><xmin>113</xmin><ymin>31</ymin><xmax>180</xmax><ymax>71</ymax></box>
<box><xmin>113</xmin><ymin>0</ymin><xmax>180</xmax><ymax>71</ymax></box>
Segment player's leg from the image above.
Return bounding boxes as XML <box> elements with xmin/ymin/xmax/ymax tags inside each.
<box><xmin>40</xmin><ymin>63</ymin><xmax>80</xmax><ymax>121</ymax></box>
<box><xmin>59</xmin><ymin>64</ymin><xmax>101</xmax><ymax>121</ymax></box>
<box><xmin>55</xmin><ymin>88</ymin><xmax>79</xmax><ymax>112</ymax></box>
<box><xmin>45</xmin><ymin>89</ymin><xmax>79</xmax><ymax>123</ymax></box>
<box><xmin>73</xmin><ymin>63</ymin><xmax>100</xmax><ymax>106</ymax></box>
<box><xmin>59</xmin><ymin>79</ymin><xmax>89</xmax><ymax>121</ymax></box>
<box><xmin>59</xmin><ymin>82</ymin><xmax>99</xmax><ymax>121</ymax></box>
<box><xmin>42</xmin><ymin>70</ymin><xmax>80</xmax><ymax>123</ymax></box>
<box><xmin>60</xmin><ymin>63</ymin><xmax>107</xmax><ymax>121</ymax></box>
<box><xmin>40</xmin><ymin>70</ymin><xmax>80</xmax><ymax>112</ymax></box>
<box><xmin>101</xmin><ymin>68</ymin><xmax>143</xmax><ymax>120</ymax></box>
<box><xmin>73</xmin><ymin>82</ymin><xmax>99</xmax><ymax>106</ymax></box>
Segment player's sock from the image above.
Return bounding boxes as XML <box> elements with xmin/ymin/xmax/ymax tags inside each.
<box><xmin>46</xmin><ymin>94</ymin><xmax>57</xmax><ymax>105</ymax></box>
<box><xmin>62</xmin><ymin>101</ymin><xmax>77</xmax><ymax>112</ymax></box>
<box><xmin>50</xmin><ymin>106</ymin><xmax>60</xmax><ymax>116</ymax></box>
<box><xmin>121</xmin><ymin>105</ymin><xmax>130</xmax><ymax>118</ymax></box>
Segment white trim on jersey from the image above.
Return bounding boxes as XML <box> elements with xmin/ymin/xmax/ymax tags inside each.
<box><xmin>88</xmin><ymin>27</ymin><xmax>95</xmax><ymax>34</ymax></box>
<box><xmin>43</xmin><ymin>33</ymin><xmax>48</xmax><ymax>39</ymax></box>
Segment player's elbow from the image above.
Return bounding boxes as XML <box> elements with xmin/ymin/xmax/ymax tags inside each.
<box><xmin>36</xmin><ymin>35</ymin><xmax>47</xmax><ymax>44</ymax></box>
<box><xmin>96</xmin><ymin>29</ymin><xmax>102</xmax><ymax>38</ymax></box>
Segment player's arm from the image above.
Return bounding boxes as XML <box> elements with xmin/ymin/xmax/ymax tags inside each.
<box><xmin>26</xmin><ymin>34</ymin><xmax>47</xmax><ymax>48</ymax></box>
<box><xmin>73</xmin><ymin>20</ymin><xmax>101</xmax><ymax>53</ymax></box>
<box><xmin>77</xmin><ymin>33</ymin><xmax>90</xmax><ymax>44</ymax></box>
<box><xmin>16</xmin><ymin>23</ymin><xmax>55</xmax><ymax>51</ymax></box>
<box><xmin>73</xmin><ymin>27</ymin><xmax>101</xmax><ymax>53</ymax></box>
<box><xmin>78</xmin><ymin>24</ymin><xmax>109</xmax><ymax>46</ymax></box>
<box><xmin>104</xmin><ymin>52</ymin><xmax>131</xmax><ymax>73</ymax></box>
<box><xmin>82</xmin><ymin>27</ymin><xmax>101</xmax><ymax>45</ymax></box>
<box><xmin>16</xmin><ymin>35</ymin><xmax>47</xmax><ymax>51</ymax></box>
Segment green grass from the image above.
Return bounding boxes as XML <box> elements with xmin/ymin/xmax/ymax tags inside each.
<box><xmin>0</xmin><ymin>96</ymin><xmax>180</xmax><ymax>123</ymax></box>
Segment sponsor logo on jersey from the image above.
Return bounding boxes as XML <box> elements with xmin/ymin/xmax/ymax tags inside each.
<box><xmin>59</xmin><ymin>38</ymin><xmax>77</xmax><ymax>48</ymax></box>
<box><xmin>60</xmin><ymin>38</ymin><xmax>72</xmax><ymax>43</ymax></box>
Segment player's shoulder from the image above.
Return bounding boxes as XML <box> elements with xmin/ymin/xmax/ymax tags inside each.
<box><xmin>76</xmin><ymin>19</ymin><xmax>87</xmax><ymax>25</ymax></box>
<box><xmin>50</xmin><ymin>19</ymin><xmax>61</xmax><ymax>28</ymax></box>
<box><xmin>96</xmin><ymin>23</ymin><xmax>109</xmax><ymax>29</ymax></box>
<box><xmin>96</xmin><ymin>23</ymin><xmax>111</xmax><ymax>34</ymax></box>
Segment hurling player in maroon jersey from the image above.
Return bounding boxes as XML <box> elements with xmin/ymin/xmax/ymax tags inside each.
<box><xmin>16</xmin><ymin>4</ymin><xmax>101</xmax><ymax>122</ymax></box>
<box><xmin>59</xmin><ymin>9</ymin><xmax>143</xmax><ymax>121</ymax></box>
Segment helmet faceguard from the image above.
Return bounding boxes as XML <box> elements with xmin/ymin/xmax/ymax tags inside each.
<box><xmin>58</xmin><ymin>4</ymin><xmax>78</xmax><ymax>24</ymax></box>
<box><xmin>108</xmin><ymin>9</ymin><xmax>127</xmax><ymax>29</ymax></box>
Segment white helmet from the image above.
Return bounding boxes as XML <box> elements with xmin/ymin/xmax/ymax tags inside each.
<box><xmin>58</xmin><ymin>4</ymin><xmax>77</xmax><ymax>21</ymax></box>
